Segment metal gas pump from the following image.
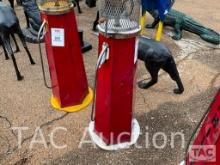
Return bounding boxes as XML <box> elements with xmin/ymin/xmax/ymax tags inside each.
<box><xmin>88</xmin><ymin>0</ymin><xmax>141</xmax><ymax>150</ymax></box>
<box><xmin>37</xmin><ymin>0</ymin><xmax>93</xmax><ymax>112</ymax></box>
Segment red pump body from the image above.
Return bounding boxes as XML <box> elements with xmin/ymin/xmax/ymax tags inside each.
<box><xmin>94</xmin><ymin>34</ymin><xmax>137</xmax><ymax>145</ymax></box>
<box><xmin>41</xmin><ymin>9</ymin><xmax>89</xmax><ymax>108</ymax></box>
<box><xmin>185</xmin><ymin>90</ymin><xmax>220</xmax><ymax>164</ymax></box>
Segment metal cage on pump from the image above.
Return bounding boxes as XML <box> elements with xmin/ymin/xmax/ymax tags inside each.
<box><xmin>98</xmin><ymin>0</ymin><xmax>141</xmax><ymax>37</ymax></box>
<box><xmin>37</xmin><ymin>0</ymin><xmax>73</xmax><ymax>15</ymax></box>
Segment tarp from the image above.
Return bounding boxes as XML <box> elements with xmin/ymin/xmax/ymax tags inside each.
<box><xmin>141</xmin><ymin>0</ymin><xmax>173</xmax><ymax>21</ymax></box>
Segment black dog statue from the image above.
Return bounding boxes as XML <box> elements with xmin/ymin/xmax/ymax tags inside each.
<box><xmin>0</xmin><ymin>2</ymin><xmax>35</xmax><ymax>80</ymax></box>
<box><xmin>138</xmin><ymin>37</ymin><xmax>184</xmax><ymax>94</ymax></box>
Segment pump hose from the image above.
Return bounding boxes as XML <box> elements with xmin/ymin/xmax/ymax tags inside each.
<box><xmin>37</xmin><ymin>21</ymin><xmax>53</xmax><ymax>89</ymax></box>
<box><xmin>90</xmin><ymin>43</ymin><xmax>109</xmax><ymax>121</ymax></box>
<box><xmin>90</xmin><ymin>66</ymin><xmax>98</xmax><ymax>121</ymax></box>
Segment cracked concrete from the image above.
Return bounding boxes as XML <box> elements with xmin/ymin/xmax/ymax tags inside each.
<box><xmin>0</xmin><ymin>0</ymin><xmax>220</xmax><ymax>164</ymax></box>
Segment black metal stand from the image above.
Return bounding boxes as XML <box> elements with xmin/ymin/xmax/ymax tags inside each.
<box><xmin>78</xmin><ymin>30</ymin><xmax>92</xmax><ymax>53</ymax></box>
<box><xmin>85</xmin><ymin>0</ymin><xmax>96</xmax><ymax>8</ymax></box>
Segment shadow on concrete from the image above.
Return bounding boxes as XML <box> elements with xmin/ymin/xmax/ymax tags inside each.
<box><xmin>49</xmin><ymin>87</ymin><xmax>219</xmax><ymax>165</ymax></box>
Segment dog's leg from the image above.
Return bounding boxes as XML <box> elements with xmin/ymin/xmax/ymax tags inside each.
<box><xmin>3</xmin><ymin>34</ymin><xmax>23</xmax><ymax>80</ymax></box>
<box><xmin>172</xmin><ymin>21</ymin><xmax>183</xmax><ymax>40</ymax></box>
<box><xmin>16</xmin><ymin>29</ymin><xmax>35</xmax><ymax>65</ymax></box>
<box><xmin>2</xmin><ymin>43</ymin><xmax>9</xmax><ymax>60</ymax></box>
<box><xmin>138</xmin><ymin>62</ymin><xmax>160</xmax><ymax>89</ymax></box>
<box><xmin>162</xmin><ymin>57</ymin><xmax>184</xmax><ymax>94</ymax></box>
<box><xmin>0</xmin><ymin>37</ymin><xmax>9</xmax><ymax>60</ymax></box>
<box><xmin>92</xmin><ymin>11</ymin><xmax>99</xmax><ymax>31</ymax></box>
<box><xmin>145</xmin><ymin>10</ymin><xmax>160</xmax><ymax>29</ymax></box>
<box><xmin>145</xmin><ymin>17</ymin><xmax>160</xmax><ymax>29</ymax></box>
<box><xmin>24</xmin><ymin>11</ymin><xmax>30</xmax><ymax>28</ymax></box>
<box><xmin>9</xmin><ymin>0</ymin><xmax>14</xmax><ymax>9</ymax></box>
<box><xmin>20</xmin><ymin>0</ymin><xmax>30</xmax><ymax>28</ymax></box>
<box><xmin>76</xmin><ymin>0</ymin><xmax>82</xmax><ymax>13</ymax></box>
<box><xmin>16</xmin><ymin>0</ymin><xmax>22</xmax><ymax>6</ymax></box>
<box><xmin>11</xmin><ymin>34</ymin><xmax>20</xmax><ymax>53</ymax></box>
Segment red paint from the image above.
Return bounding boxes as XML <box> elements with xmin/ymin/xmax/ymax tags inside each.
<box><xmin>94</xmin><ymin>34</ymin><xmax>137</xmax><ymax>145</ymax></box>
<box><xmin>185</xmin><ymin>89</ymin><xmax>220</xmax><ymax>165</ymax></box>
<box><xmin>41</xmin><ymin>9</ymin><xmax>88</xmax><ymax>108</ymax></box>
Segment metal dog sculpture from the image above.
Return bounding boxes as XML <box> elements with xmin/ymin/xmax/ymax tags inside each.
<box><xmin>0</xmin><ymin>2</ymin><xmax>35</xmax><ymax>81</ymax></box>
<box><xmin>0</xmin><ymin>1</ymin><xmax>20</xmax><ymax>53</ymax></box>
<box><xmin>138</xmin><ymin>36</ymin><xmax>184</xmax><ymax>94</ymax></box>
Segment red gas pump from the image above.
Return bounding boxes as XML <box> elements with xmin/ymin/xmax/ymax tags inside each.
<box><xmin>37</xmin><ymin>0</ymin><xmax>93</xmax><ymax>112</ymax></box>
<box><xmin>180</xmin><ymin>89</ymin><xmax>220</xmax><ymax>165</ymax></box>
<box><xmin>88</xmin><ymin>0</ymin><xmax>141</xmax><ymax>150</ymax></box>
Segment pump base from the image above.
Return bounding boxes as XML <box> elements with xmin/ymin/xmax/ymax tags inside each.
<box><xmin>50</xmin><ymin>88</ymin><xmax>93</xmax><ymax>112</ymax></box>
<box><xmin>179</xmin><ymin>161</ymin><xmax>185</xmax><ymax>165</ymax></box>
<box><xmin>88</xmin><ymin>119</ymin><xmax>140</xmax><ymax>150</ymax></box>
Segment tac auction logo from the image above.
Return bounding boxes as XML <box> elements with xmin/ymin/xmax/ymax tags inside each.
<box><xmin>189</xmin><ymin>145</ymin><xmax>216</xmax><ymax>162</ymax></box>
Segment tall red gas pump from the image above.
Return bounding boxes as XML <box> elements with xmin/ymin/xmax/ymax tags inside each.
<box><xmin>37</xmin><ymin>0</ymin><xmax>93</xmax><ymax>112</ymax></box>
<box><xmin>88</xmin><ymin>0</ymin><xmax>141</xmax><ymax>150</ymax></box>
